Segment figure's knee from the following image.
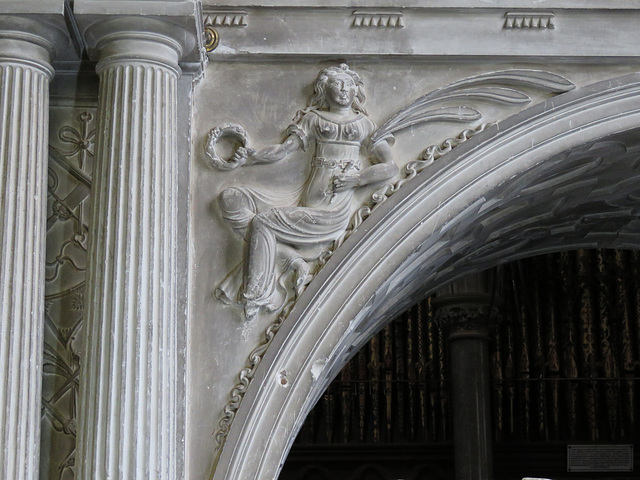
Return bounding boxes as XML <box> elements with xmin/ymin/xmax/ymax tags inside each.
<box><xmin>219</xmin><ymin>187</ymin><xmax>252</xmax><ymax>216</ymax></box>
<box><xmin>247</xmin><ymin>212</ymin><xmax>274</xmax><ymax>239</ymax></box>
<box><xmin>218</xmin><ymin>187</ymin><xmax>257</xmax><ymax>235</ymax></box>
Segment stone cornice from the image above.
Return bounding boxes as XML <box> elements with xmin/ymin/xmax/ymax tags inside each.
<box><xmin>0</xmin><ymin>1</ymin><xmax>65</xmax><ymax>15</ymax></box>
<box><xmin>203</xmin><ymin>1</ymin><xmax>640</xmax><ymax>8</ymax></box>
<box><xmin>0</xmin><ymin>2</ymin><xmax>80</xmax><ymax>64</ymax></box>
<box><xmin>203</xmin><ymin>5</ymin><xmax>640</xmax><ymax>60</ymax></box>
<box><xmin>74</xmin><ymin>0</ymin><xmax>199</xmax><ymax>17</ymax></box>
<box><xmin>74</xmin><ymin>0</ymin><xmax>206</xmax><ymax>77</ymax></box>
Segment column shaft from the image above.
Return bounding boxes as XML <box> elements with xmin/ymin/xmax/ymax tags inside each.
<box><xmin>0</xmin><ymin>46</ymin><xmax>52</xmax><ymax>480</ymax></box>
<box><xmin>433</xmin><ymin>270</ymin><xmax>500</xmax><ymax>480</ymax></box>
<box><xmin>78</xmin><ymin>58</ymin><xmax>179</xmax><ymax>478</ymax></box>
<box><xmin>449</xmin><ymin>331</ymin><xmax>493</xmax><ymax>480</ymax></box>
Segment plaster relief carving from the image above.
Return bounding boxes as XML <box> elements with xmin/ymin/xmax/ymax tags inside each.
<box><xmin>207</xmin><ymin>64</ymin><xmax>399</xmax><ymax>321</ymax></box>
<box><xmin>208</xmin><ymin>68</ymin><xmax>573</xmax><ymax>322</ymax></box>
<box><xmin>209</xmin><ymin>68</ymin><xmax>575</xmax><ymax>456</ymax></box>
<box><xmin>42</xmin><ymin>109</ymin><xmax>95</xmax><ymax>480</ymax></box>
<box><xmin>350</xmin><ymin>69</ymin><xmax>575</xmax><ymax>232</ymax></box>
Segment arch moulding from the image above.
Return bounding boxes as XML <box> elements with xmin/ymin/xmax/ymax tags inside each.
<box><xmin>213</xmin><ymin>72</ymin><xmax>640</xmax><ymax>480</ymax></box>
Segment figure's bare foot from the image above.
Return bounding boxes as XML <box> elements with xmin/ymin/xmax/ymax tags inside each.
<box><xmin>290</xmin><ymin>257</ymin><xmax>312</xmax><ymax>296</ymax></box>
<box><xmin>244</xmin><ymin>302</ymin><xmax>259</xmax><ymax>322</ymax></box>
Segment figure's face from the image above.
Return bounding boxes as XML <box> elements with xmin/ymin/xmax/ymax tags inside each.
<box><xmin>326</xmin><ymin>73</ymin><xmax>357</xmax><ymax>108</ymax></box>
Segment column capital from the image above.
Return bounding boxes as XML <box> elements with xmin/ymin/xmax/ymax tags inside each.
<box><xmin>0</xmin><ymin>1</ymin><xmax>80</xmax><ymax>72</ymax></box>
<box><xmin>74</xmin><ymin>0</ymin><xmax>206</xmax><ymax>77</ymax></box>
<box><xmin>431</xmin><ymin>270</ymin><xmax>503</xmax><ymax>339</ymax></box>
<box><xmin>432</xmin><ymin>301</ymin><xmax>501</xmax><ymax>340</ymax></box>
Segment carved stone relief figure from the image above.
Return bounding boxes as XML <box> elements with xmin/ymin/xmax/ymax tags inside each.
<box><xmin>207</xmin><ymin>67</ymin><xmax>578</xmax><ymax>454</ymax></box>
<box><xmin>206</xmin><ymin>66</ymin><xmax>577</xmax><ymax>324</ymax></box>
<box><xmin>207</xmin><ymin>64</ymin><xmax>398</xmax><ymax>321</ymax></box>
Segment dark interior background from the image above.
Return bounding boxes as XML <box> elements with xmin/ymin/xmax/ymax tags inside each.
<box><xmin>281</xmin><ymin>249</ymin><xmax>640</xmax><ymax>480</ymax></box>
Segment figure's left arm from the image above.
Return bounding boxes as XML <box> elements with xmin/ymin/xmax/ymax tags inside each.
<box><xmin>333</xmin><ymin>140</ymin><xmax>398</xmax><ymax>191</ymax></box>
<box><xmin>362</xmin><ymin>140</ymin><xmax>399</xmax><ymax>185</ymax></box>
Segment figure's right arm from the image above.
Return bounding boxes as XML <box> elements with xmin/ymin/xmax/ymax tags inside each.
<box><xmin>235</xmin><ymin>134</ymin><xmax>303</xmax><ymax>165</ymax></box>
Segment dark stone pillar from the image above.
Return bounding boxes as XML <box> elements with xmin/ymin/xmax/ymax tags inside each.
<box><xmin>432</xmin><ymin>270</ymin><xmax>501</xmax><ymax>480</ymax></box>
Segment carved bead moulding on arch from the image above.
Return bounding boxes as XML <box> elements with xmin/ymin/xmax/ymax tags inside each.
<box><xmin>206</xmin><ymin>65</ymin><xmax>575</xmax><ymax>457</ymax></box>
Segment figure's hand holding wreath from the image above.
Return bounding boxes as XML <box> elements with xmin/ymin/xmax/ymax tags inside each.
<box><xmin>205</xmin><ymin>123</ymin><xmax>255</xmax><ymax>171</ymax></box>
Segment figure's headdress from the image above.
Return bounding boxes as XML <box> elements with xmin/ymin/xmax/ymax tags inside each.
<box><xmin>294</xmin><ymin>64</ymin><xmax>367</xmax><ymax>122</ymax></box>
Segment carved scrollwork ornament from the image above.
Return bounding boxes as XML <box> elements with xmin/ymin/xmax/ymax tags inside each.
<box><xmin>204</xmin><ymin>122</ymin><xmax>253</xmax><ymax>170</ymax></box>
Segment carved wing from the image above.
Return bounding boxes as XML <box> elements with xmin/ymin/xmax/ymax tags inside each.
<box><xmin>370</xmin><ymin>69</ymin><xmax>575</xmax><ymax>146</ymax></box>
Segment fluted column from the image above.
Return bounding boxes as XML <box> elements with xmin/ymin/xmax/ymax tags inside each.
<box><xmin>432</xmin><ymin>271</ymin><xmax>501</xmax><ymax>480</ymax></box>
<box><xmin>77</xmin><ymin>25</ymin><xmax>183</xmax><ymax>479</ymax></box>
<box><xmin>0</xmin><ymin>26</ymin><xmax>54</xmax><ymax>480</ymax></box>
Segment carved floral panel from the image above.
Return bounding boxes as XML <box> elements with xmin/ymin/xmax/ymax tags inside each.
<box><xmin>40</xmin><ymin>108</ymin><xmax>95</xmax><ymax>480</ymax></box>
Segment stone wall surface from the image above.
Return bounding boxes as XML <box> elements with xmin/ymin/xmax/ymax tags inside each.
<box><xmin>190</xmin><ymin>59</ymin><xmax>640</xmax><ymax>479</ymax></box>
<box><xmin>1</xmin><ymin>2</ymin><xmax>640</xmax><ymax>480</ymax></box>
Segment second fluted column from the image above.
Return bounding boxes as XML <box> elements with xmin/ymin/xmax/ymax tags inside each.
<box><xmin>76</xmin><ymin>19</ymin><xmax>187</xmax><ymax>479</ymax></box>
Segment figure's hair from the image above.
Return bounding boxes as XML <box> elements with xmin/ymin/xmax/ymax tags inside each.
<box><xmin>294</xmin><ymin>64</ymin><xmax>367</xmax><ymax>122</ymax></box>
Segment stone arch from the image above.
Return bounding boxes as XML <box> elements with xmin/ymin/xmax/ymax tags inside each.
<box><xmin>213</xmin><ymin>72</ymin><xmax>640</xmax><ymax>480</ymax></box>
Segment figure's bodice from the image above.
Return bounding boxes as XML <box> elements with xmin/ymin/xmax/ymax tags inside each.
<box><xmin>290</xmin><ymin>110</ymin><xmax>373</xmax><ymax>149</ymax></box>
<box><xmin>310</xmin><ymin>110</ymin><xmax>370</xmax><ymax>146</ymax></box>
<box><xmin>288</xmin><ymin>110</ymin><xmax>375</xmax><ymax>208</ymax></box>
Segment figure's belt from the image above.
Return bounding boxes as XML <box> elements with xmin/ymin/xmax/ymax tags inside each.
<box><xmin>312</xmin><ymin>157</ymin><xmax>361</xmax><ymax>171</ymax></box>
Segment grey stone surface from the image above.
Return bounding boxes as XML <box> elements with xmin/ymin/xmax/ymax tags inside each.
<box><xmin>206</xmin><ymin>64</ymin><xmax>397</xmax><ymax>322</ymax></box>
<box><xmin>0</xmin><ymin>12</ymin><xmax>69</xmax><ymax>480</ymax></box>
<box><xmin>203</xmin><ymin>4</ymin><xmax>640</xmax><ymax>60</ymax></box>
<box><xmin>206</xmin><ymin>71</ymin><xmax>640</xmax><ymax>480</ymax></box>
<box><xmin>75</xmin><ymin>20</ymin><xmax>191</xmax><ymax>479</ymax></box>
<box><xmin>42</xmin><ymin>104</ymin><xmax>96</xmax><ymax>480</ymax></box>
<box><xmin>75</xmin><ymin>0</ymin><xmax>206</xmax><ymax>75</ymax></box>
<box><xmin>203</xmin><ymin>1</ymin><xmax>640</xmax><ymax>7</ymax></box>
<box><xmin>2</xmin><ymin>2</ymin><xmax>640</xmax><ymax>480</ymax></box>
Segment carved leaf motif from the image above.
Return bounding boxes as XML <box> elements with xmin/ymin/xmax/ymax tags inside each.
<box><xmin>436</xmin><ymin>69</ymin><xmax>575</xmax><ymax>94</ymax></box>
<box><xmin>371</xmin><ymin>69</ymin><xmax>575</xmax><ymax>145</ymax></box>
<box><xmin>448</xmin><ymin>87</ymin><xmax>532</xmax><ymax>104</ymax></box>
<box><xmin>384</xmin><ymin>106</ymin><xmax>482</xmax><ymax>134</ymax></box>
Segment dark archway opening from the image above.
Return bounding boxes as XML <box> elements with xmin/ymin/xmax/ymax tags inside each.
<box><xmin>281</xmin><ymin>249</ymin><xmax>640</xmax><ymax>480</ymax></box>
